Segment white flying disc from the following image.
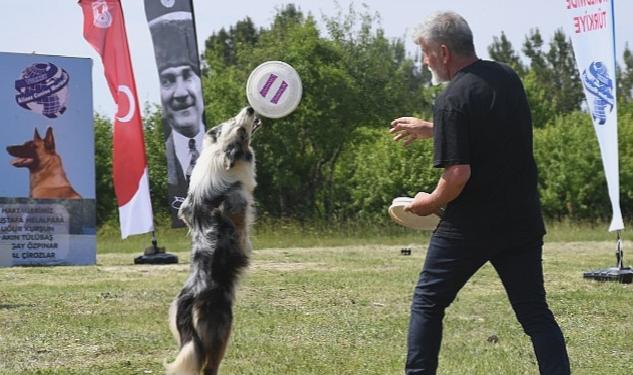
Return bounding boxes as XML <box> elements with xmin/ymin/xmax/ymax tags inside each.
<box><xmin>246</xmin><ymin>61</ymin><xmax>302</xmax><ymax>118</ymax></box>
<box><xmin>388</xmin><ymin>197</ymin><xmax>441</xmax><ymax>231</ymax></box>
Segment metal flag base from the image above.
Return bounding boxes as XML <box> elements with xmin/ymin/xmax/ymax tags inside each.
<box><xmin>583</xmin><ymin>230</ymin><xmax>632</xmax><ymax>284</ymax></box>
<box><xmin>583</xmin><ymin>267</ymin><xmax>633</xmax><ymax>284</ymax></box>
<box><xmin>134</xmin><ymin>231</ymin><xmax>178</xmax><ymax>265</ymax></box>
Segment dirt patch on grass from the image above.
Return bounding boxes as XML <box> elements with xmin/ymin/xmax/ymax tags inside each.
<box><xmin>251</xmin><ymin>261</ymin><xmax>325</xmax><ymax>272</ymax></box>
<box><xmin>98</xmin><ymin>264</ymin><xmax>187</xmax><ymax>274</ymax></box>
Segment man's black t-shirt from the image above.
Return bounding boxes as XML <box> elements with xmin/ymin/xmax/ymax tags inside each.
<box><xmin>432</xmin><ymin>59</ymin><xmax>545</xmax><ymax>242</ymax></box>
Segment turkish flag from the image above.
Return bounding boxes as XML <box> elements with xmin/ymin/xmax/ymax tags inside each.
<box><xmin>79</xmin><ymin>0</ymin><xmax>153</xmax><ymax>238</ymax></box>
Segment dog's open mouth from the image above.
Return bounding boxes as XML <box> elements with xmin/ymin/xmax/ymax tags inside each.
<box><xmin>7</xmin><ymin>145</ymin><xmax>35</xmax><ymax>168</ymax></box>
<box><xmin>10</xmin><ymin>157</ymin><xmax>34</xmax><ymax>168</ymax></box>
<box><xmin>252</xmin><ymin>117</ymin><xmax>263</xmax><ymax>135</ymax></box>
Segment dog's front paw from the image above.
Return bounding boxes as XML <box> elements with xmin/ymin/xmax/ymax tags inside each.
<box><xmin>177</xmin><ymin>196</ymin><xmax>193</xmax><ymax>228</ymax></box>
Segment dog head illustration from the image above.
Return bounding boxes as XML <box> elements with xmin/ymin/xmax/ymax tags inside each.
<box><xmin>7</xmin><ymin>127</ymin><xmax>56</xmax><ymax>170</ymax></box>
<box><xmin>204</xmin><ymin>106</ymin><xmax>262</xmax><ymax>170</ymax></box>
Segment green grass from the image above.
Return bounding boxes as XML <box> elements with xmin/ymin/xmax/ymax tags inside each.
<box><xmin>1</xmin><ymin>232</ymin><xmax>632</xmax><ymax>374</ymax></box>
<box><xmin>95</xmin><ymin>219</ymin><xmax>621</xmax><ymax>255</ymax></box>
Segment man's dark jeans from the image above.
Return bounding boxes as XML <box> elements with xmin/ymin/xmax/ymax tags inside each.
<box><xmin>405</xmin><ymin>235</ymin><xmax>570</xmax><ymax>375</ymax></box>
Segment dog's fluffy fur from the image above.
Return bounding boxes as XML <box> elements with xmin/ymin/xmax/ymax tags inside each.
<box><xmin>166</xmin><ymin>107</ymin><xmax>260</xmax><ymax>375</ymax></box>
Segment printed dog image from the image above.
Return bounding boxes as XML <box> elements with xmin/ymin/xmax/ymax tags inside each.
<box><xmin>6</xmin><ymin>127</ymin><xmax>81</xmax><ymax>199</ymax></box>
<box><xmin>167</xmin><ymin>106</ymin><xmax>262</xmax><ymax>375</ymax></box>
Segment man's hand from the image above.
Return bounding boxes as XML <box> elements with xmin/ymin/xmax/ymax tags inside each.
<box><xmin>405</xmin><ymin>165</ymin><xmax>471</xmax><ymax>217</ymax></box>
<box><xmin>390</xmin><ymin>117</ymin><xmax>433</xmax><ymax>146</ymax></box>
<box><xmin>404</xmin><ymin>192</ymin><xmax>440</xmax><ymax>216</ymax></box>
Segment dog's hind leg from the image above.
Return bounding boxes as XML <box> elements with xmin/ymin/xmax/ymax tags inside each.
<box><xmin>166</xmin><ymin>292</ymin><xmax>203</xmax><ymax>375</ymax></box>
<box><xmin>194</xmin><ymin>290</ymin><xmax>234</xmax><ymax>375</ymax></box>
<box><xmin>200</xmin><ymin>321</ymin><xmax>232</xmax><ymax>375</ymax></box>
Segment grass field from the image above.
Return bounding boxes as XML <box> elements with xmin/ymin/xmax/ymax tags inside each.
<box><xmin>1</xmin><ymin>223</ymin><xmax>632</xmax><ymax>374</ymax></box>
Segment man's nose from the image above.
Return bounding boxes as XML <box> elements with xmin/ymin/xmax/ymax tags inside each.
<box><xmin>173</xmin><ymin>77</ymin><xmax>189</xmax><ymax>98</ymax></box>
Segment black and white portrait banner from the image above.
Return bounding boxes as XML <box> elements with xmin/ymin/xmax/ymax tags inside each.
<box><xmin>144</xmin><ymin>0</ymin><xmax>206</xmax><ymax>227</ymax></box>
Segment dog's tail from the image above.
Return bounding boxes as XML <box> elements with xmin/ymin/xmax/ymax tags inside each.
<box><xmin>166</xmin><ymin>294</ymin><xmax>201</xmax><ymax>375</ymax></box>
<box><xmin>165</xmin><ymin>340</ymin><xmax>199</xmax><ymax>375</ymax></box>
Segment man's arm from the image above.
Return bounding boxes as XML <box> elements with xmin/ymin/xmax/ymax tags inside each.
<box><xmin>405</xmin><ymin>164</ymin><xmax>471</xmax><ymax>216</ymax></box>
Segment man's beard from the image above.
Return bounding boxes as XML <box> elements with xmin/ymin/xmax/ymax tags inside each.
<box><xmin>428</xmin><ymin>66</ymin><xmax>447</xmax><ymax>86</ymax></box>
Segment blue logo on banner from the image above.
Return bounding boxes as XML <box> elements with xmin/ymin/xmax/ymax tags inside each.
<box><xmin>581</xmin><ymin>61</ymin><xmax>614</xmax><ymax>125</ymax></box>
<box><xmin>14</xmin><ymin>62</ymin><xmax>70</xmax><ymax>119</ymax></box>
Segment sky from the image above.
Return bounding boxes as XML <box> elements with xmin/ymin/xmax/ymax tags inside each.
<box><xmin>2</xmin><ymin>0</ymin><xmax>632</xmax><ymax>119</ymax></box>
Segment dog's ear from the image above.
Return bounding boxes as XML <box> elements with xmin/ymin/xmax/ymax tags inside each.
<box><xmin>224</xmin><ymin>143</ymin><xmax>239</xmax><ymax>170</ymax></box>
<box><xmin>206</xmin><ymin>124</ymin><xmax>222</xmax><ymax>144</ymax></box>
<box><xmin>224</xmin><ymin>148</ymin><xmax>234</xmax><ymax>170</ymax></box>
<box><xmin>44</xmin><ymin>127</ymin><xmax>55</xmax><ymax>151</ymax></box>
<box><xmin>34</xmin><ymin>128</ymin><xmax>42</xmax><ymax>141</ymax></box>
<box><xmin>224</xmin><ymin>139</ymin><xmax>252</xmax><ymax>170</ymax></box>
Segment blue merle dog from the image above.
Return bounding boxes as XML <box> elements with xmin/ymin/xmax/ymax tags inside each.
<box><xmin>166</xmin><ymin>107</ymin><xmax>261</xmax><ymax>375</ymax></box>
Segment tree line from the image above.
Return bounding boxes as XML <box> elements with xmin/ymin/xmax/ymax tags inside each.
<box><xmin>94</xmin><ymin>5</ymin><xmax>633</xmax><ymax>226</ymax></box>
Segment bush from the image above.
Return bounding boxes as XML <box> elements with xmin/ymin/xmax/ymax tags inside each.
<box><xmin>534</xmin><ymin>110</ymin><xmax>632</xmax><ymax>222</ymax></box>
<box><xmin>333</xmin><ymin>127</ymin><xmax>441</xmax><ymax>221</ymax></box>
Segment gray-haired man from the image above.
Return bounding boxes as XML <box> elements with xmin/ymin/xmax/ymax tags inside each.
<box><xmin>390</xmin><ymin>11</ymin><xmax>570</xmax><ymax>375</ymax></box>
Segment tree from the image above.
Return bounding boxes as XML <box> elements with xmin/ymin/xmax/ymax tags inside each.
<box><xmin>324</xmin><ymin>3</ymin><xmax>430</xmax><ymax>122</ymax></box>
<box><xmin>488</xmin><ymin>31</ymin><xmax>525</xmax><ymax>76</ymax></box>
<box><xmin>534</xmin><ymin>112</ymin><xmax>613</xmax><ymax>221</ymax></box>
<box><xmin>522</xmin><ymin>69</ymin><xmax>557</xmax><ymax>128</ymax></box>
<box><xmin>545</xmin><ymin>29</ymin><xmax>584</xmax><ymax>113</ymax></box>
<box><xmin>522</xmin><ymin>28</ymin><xmax>584</xmax><ymax>114</ymax></box>
<box><xmin>142</xmin><ymin>104</ymin><xmax>169</xmax><ymax>217</ymax></box>
<box><xmin>94</xmin><ymin>114</ymin><xmax>116</xmax><ymax>225</ymax></box>
<box><xmin>523</xmin><ymin>29</ymin><xmax>549</xmax><ymax>79</ymax></box>
<box><xmin>618</xmin><ymin>43</ymin><xmax>633</xmax><ymax>102</ymax></box>
<box><xmin>203</xmin><ymin>17</ymin><xmax>259</xmax><ymax>69</ymax></box>
<box><xmin>201</xmin><ymin>4</ymin><xmax>427</xmax><ymax>220</ymax></box>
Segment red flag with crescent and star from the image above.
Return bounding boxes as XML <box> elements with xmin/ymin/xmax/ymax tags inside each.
<box><xmin>79</xmin><ymin>0</ymin><xmax>154</xmax><ymax>238</ymax></box>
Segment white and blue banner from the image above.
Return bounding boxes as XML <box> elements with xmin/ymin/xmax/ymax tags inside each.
<box><xmin>563</xmin><ymin>0</ymin><xmax>623</xmax><ymax>231</ymax></box>
<box><xmin>0</xmin><ymin>52</ymin><xmax>96</xmax><ymax>266</ymax></box>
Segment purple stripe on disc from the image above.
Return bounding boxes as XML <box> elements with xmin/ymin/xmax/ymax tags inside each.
<box><xmin>271</xmin><ymin>81</ymin><xmax>288</xmax><ymax>104</ymax></box>
<box><xmin>259</xmin><ymin>74</ymin><xmax>278</xmax><ymax>97</ymax></box>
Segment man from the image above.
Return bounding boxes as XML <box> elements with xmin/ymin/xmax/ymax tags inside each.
<box><xmin>147</xmin><ymin>13</ymin><xmax>205</xmax><ymax>225</ymax></box>
<box><xmin>390</xmin><ymin>11</ymin><xmax>570</xmax><ymax>375</ymax></box>
<box><xmin>159</xmin><ymin>59</ymin><xmax>205</xmax><ymax>202</ymax></box>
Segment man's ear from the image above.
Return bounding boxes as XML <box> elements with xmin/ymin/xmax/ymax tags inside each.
<box><xmin>440</xmin><ymin>44</ymin><xmax>450</xmax><ymax>64</ymax></box>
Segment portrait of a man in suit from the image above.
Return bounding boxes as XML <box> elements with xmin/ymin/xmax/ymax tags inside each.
<box><xmin>147</xmin><ymin>11</ymin><xmax>205</xmax><ymax>226</ymax></box>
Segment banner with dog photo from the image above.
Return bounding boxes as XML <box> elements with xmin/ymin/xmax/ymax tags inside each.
<box><xmin>144</xmin><ymin>0</ymin><xmax>206</xmax><ymax>227</ymax></box>
<box><xmin>0</xmin><ymin>52</ymin><xmax>96</xmax><ymax>267</ymax></box>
